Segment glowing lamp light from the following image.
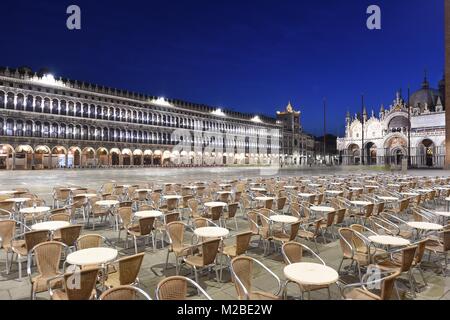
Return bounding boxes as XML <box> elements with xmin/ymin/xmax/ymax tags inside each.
<box><xmin>251</xmin><ymin>115</ymin><xmax>262</xmax><ymax>123</ymax></box>
<box><xmin>33</xmin><ymin>73</ymin><xmax>65</xmax><ymax>87</ymax></box>
<box><xmin>211</xmin><ymin>108</ymin><xmax>226</xmax><ymax>117</ymax></box>
<box><xmin>151</xmin><ymin>97</ymin><xmax>172</xmax><ymax>107</ymax></box>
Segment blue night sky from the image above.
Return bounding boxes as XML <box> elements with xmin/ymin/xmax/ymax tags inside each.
<box><xmin>1</xmin><ymin>0</ymin><xmax>445</xmax><ymax>136</ymax></box>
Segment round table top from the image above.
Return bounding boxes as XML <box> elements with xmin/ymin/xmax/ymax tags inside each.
<box><xmin>31</xmin><ymin>221</ymin><xmax>70</xmax><ymax>231</ymax></box>
<box><xmin>407</xmin><ymin>221</ymin><xmax>443</xmax><ymax>231</ymax></box>
<box><xmin>204</xmin><ymin>201</ymin><xmax>228</xmax><ymax>207</ymax></box>
<box><xmin>66</xmin><ymin>247</ymin><xmax>118</xmax><ymax>266</ymax></box>
<box><xmin>270</xmin><ymin>215</ymin><xmax>299</xmax><ymax>223</ymax></box>
<box><xmin>185</xmin><ymin>186</ymin><xmax>198</xmax><ymax>189</ymax></box>
<box><xmin>350</xmin><ymin>200</ymin><xmax>372</xmax><ymax>206</ymax></box>
<box><xmin>416</xmin><ymin>189</ymin><xmax>433</xmax><ymax>193</ymax></box>
<box><xmin>216</xmin><ymin>191</ymin><xmax>232</xmax><ymax>194</ymax></box>
<box><xmin>300</xmin><ymin>179</ymin><xmax>312</xmax><ymax>183</ymax></box>
<box><xmin>77</xmin><ymin>193</ymin><xmax>97</xmax><ymax>198</ymax></box>
<box><xmin>401</xmin><ymin>192</ymin><xmax>419</xmax><ymax>197</ymax></box>
<box><xmin>163</xmin><ymin>195</ymin><xmax>182</xmax><ymax>200</ymax></box>
<box><xmin>219</xmin><ymin>184</ymin><xmax>231</xmax><ymax>187</ymax></box>
<box><xmin>194</xmin><ymin>226</ymin><xmax>229</xmax><ymax>238</ymax></box>
<box><xmin>135</xmin><ymin>189</ymin><xmax>152</xmax><ymax>192</ymax></box>
<box><xmin>325</xmin><ymin>190</ymin><xmax>343</xmax><ymax>195</ymax></box>
<box><xmin>365</xmin><ymin>185</ymin><xmax>380</xmax><ymax>189</ymax></box>
<box><xmin>251</xmin><ymin>188</ymin><xmax>266</xmax><ymax>192</ymax></box>
<box><xmin>377</xmin><ymin>196</ymin><xmax>399</xmax><ymax>202</ymax></box>
<box><xmin>310</xmin><ymin>206</ymin><xmax>335</xmax><ymax>213</ymax></box>
<box><xmin>284</xmin><ymin>186</ymin><xmax>298</xmax><ymax>189</ymax></box>
<box><xmin>368</xmin><ymin>235</ymin><xmax>410</xmax><ymax>246</ymax></box>
<box><xmin>330</xmin><ymin>182</ymin><xmax>343</xmax><ymax>186</ymax></box>
<box><xmin>135</xmin><ymin>210</ymin><xmax>163</xmax><ymax>218</ymax></box>
<box><xmin>434</xmin><ymin>186</ymin><xmax>450</xmax><ymax>190</ymax></box>
<box><xmin>387</xmin><ymin>184</ymin><xmax>401</xmax><ymax>187</ymax></box>
<box><xmin>255</xmin><ymin>196</ymin><xmax>275</xmax><ymax>201</ymax></box>
<box><xmin>433</xmin><ymin>211</ymin><xmax>450</xmax><ymax>217</ymax></box>
<box><xmin>5</xmin><ymin>197</ymin><xmax>31</xmax><ymax>203</ymax></box>
<box><xmin>95</xmin><ymin>200</ymin><xmax>120</xmax><ymax>206</ymax></box>
<box><xmin>308</xmin><ymin>184</ymin><xmax>322</xmax><ymax>187</ymax></box>
<box><xmin>0</xmin><ymin>190</ymin><xmax>18</xmax><ymax>195</ymax></box>
<box><xmin>284</xmin><ymin>262</ymin><xmax>339</xmax><ymax>286</ymax></box>
<box><xmin>20</xmin><ymin>206</ymin><xmax>51</xmax><ymax>214</ymax></box>
<box><xmin>349</xmin><ymin>187</ymin><xmax>363</xmax><ymax>191</ymax></box>
<box><xmin>298</xmin><ymin>193</ymin><xmax>315</xmax><ymax>197</ymax></box>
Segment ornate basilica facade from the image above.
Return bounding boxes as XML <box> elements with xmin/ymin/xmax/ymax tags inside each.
<box><xmin>0</xmin><ymin>67</ymin><xmax>310</xmax><ymax>170</ymax></box>
<box><xmin>337</xmin><ymin>74</ymin><xmax>446</xmax><ymax>168</ymax></box>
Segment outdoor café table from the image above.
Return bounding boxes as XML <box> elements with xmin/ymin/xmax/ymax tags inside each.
<box><xmin>284</xmin><ymin>186</ymin><xmax>298</xmax><ymax>190</ymax></box>
<box><xmin>300</xmin><ymin>179</ymin><xmax>311</xmax><ymax>183</ymax></box>
<box><xmin>376</xmin><ymin>196</ymin><xmax>399</xmax><ymax>203</ymax></box>
<box><xmin>387</xmin><ymin>184</ymin><xmax>400</xmax><ymax>188</ymax></box>
<box><xmin>219</xmin><ymin>184</ymin><xmax>231</xmax><ymax>189</ymax></box>
<box><xmin>284</xmin><ymin>262</ymin><xmax>339</xmax><ymax>289</ymax></box>
<box><xmin>350</xmin><ymin>200</ymin><xmax>372</xmax><ymax>207</ymax></box>
<box><xmin>330</xmin><ymin>182</ymin><xmax>343</xmax><ymax>186</ymax></box>
<box><xmin>416</xmin><ymin>189</ymin><xmax>433</xmax><ymax>193</ymax></box>
<box><xmin>308</xmin><ymin>184</ymin><xmax>322</xmax><ymax>188</ymax></box>
<box><xmin>20</xmin><ymin>206</ymin><xmax>51</xmax><ymax>220</ymax></box>
<box><xmin>163</xmin><ymin>195</ymin><xmax>182</xmax><ymax>200</ymax></box>
<box><xmin>255</xmin><ymin>196</ymin><xmax>275</xmax><ymax>201</ymax></box>
<box><xmin>31</xmin><ymin>221</ymin><xmax>70</xmax><ymax>239</ymax></box>
<box><xmin>298</xmin><ymin>193</ymin><xmax>315</xmax><ymax>199</ymax></box>
<box><xmin>78</xmin><ymin>193</ymin><xmax>98</xmax><ymax>198</ymax></box>
<box><xmin>135</xmin><ymin>189</ymin><xmax>152</xmax><ymax>193</ymax></box>
<box><xmin>310</xmin><ymin>206</ymin><xmax>335</xmax><ymax>218</ymax></box>
<box><xmin>365</xmin><ymin>185</ymin><xmax>379</xmax><ymax>189</ymax></box>
<box><xmin>270</xmin><ymin>215</ymin><xmax>299</xmax><ymax>230</ymax></box>
<box><xmin>194</xmin><ymin>226</ymin><xmax>229</xmax><ymax>282</ymax></box>
<box><xmin>204</xmin><ymin>202</ymin><xmax>228</xmax><ymax>209</ymax></box>
<box><xmin>432</xmin><ymin>211</ymin><xmax>450</xmax><ymax>225</ymax></box>
<box><xmin>434</xmin><ymin>186</ymin><xmax>450</xmax><ymax>191</ymax></box>
<box><xmin>134</xmin><ymin>210</ymin><xmax>163</xmax><ymax>218</ymax></box>
<box><xmin>216</xmin><ymin>191</ymin><xmax>232</xmax><ymax>194</ymax></box>
<box><xmin>368</xmin><ymin>235</ymin><xmax>410</xmax><ymax>249</ymax></box>
<box><xmin>349</xmin><ymin>187</ymin><xmax>363</xmax><ymax>191</ymax></box>
<box><xmin>407</xmin><ymin>221</ymin><xmax>443</xmax><ymax>239</ymax></box>
<box><xmin>325</xmin><ymin>190</ymin><xmax>344</xmax><ymax>197</ymax></box>
<box><xmin>401</xmin><ymin>192</ymin><xmax>419</xmax><ymax>197</ymax></box>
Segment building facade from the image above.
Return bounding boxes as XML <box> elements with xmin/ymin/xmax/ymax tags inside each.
<box><xmin>276</xmin><ymin>102</ymin><xmax>314</xmax><ymax>165</ymax></box>
<box><xmin>0</xmin><ymin>67</ymin><xmax>314</xmax><ymax>170</ymax></box>
<box><xmin>337</xmin><ymin>74</ymin><xmax>446</xmax><ymax>168</ymax></box>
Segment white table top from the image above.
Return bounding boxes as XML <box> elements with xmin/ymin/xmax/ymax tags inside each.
<box><xmin>284</xmin><ymin>186</ymin><xmax>298</xmax><ymax>189</ymax></box>
<box><xmin>308</xmin><ymin>184</ymin><xmax>322</xmax><ymax>187</ymax></box>
<box><xmin>349</xmin><ymin>187</ymin><xmax>363</xmax><ymax>191</ymax></box>
<box><xmin>219</xmin><ymin>184</ymin><xmax>231</xmax><ymax>187</ymax></box>
<box><xmin>5</xmin><ymin>197</ymin><xmax>31</xmax><ymax>203</ymax></box>
<box><xmin>300</xmin><ymin>179</ymin><xmax>312</xmax><ymax>183</ymax></box>
<box><xmin>135</xmin><ymin>189</ymin><xmax>152</xmax><ymax>192</ymax></box>
<box><xmin>298</xmin><ymin>193</ymin><xmax>315</xmax><ymax>197</ymax></box>
<box><xmin>31</xmin><ymin>221</ymin><xmax>70</xmax><ymax>231</ymax></box>
<box><xmin>216</xmin><ymin>191</ymin><xmax>232</xmax><ymax>194</ymax></box>
<box><xmin>368</xmin><ymin>235</ymin><xmax>410</xmax><ymax>246</ymax></box>
<box><xmin>284</xmin><ymin>262</ymin><xmax>339</xmax><ymax>286</ymax></box>
<box><xmin>377</xmin><ymin>196</ymin><xmax>399</xmax><ymax>202</ymax></box>
<box><xmin>434</xmin><ymin>187</ymin><xmax>450</xmax><ymax>190</ymax></box>
<box><xmin>255</xmin><ymin>196</ymin><xmax>275</xmax><ymax>201</ymax></box>
<box><xmin>433</xmin><ymin>211</ymin><xmax>450</xmax><ymax>217</ymax></box>
<box><xmin>66</xmin><ymin>247</ymin><xmax>118</xmax><ymax>266</ymax></box>
<box><xmin>77</xmin><ymin>193</ymin><xmax>97</xmax><ymax>198</ymax></box>
<box><xmin>407</xmin><ymin>221</ymin><xmax>443</xmax><ymax>231</ymax></box>
<box><xmin>365</xmin><ymin>185</ymin><xmax>379</xmax><ymax>189</ymax></box>
<box><xmin>204</xmin><ymin>201</ymin><xmax>228</xmax><ymax>207</ymax></box>
<box><xmin>250</xmin><ymin>188</ymin><xmax>266</xmax><ymax>192</ymax></box>
<box><xmin>194</xmin><ymin>226</ymin><xmax>229</xmax><ymax>238</ymax></box>
<box><xmin>163</xmin><ymin>195</ymin><xmax>182</xmax><ymax>200</ymax></box>
<box><xmin>387</xmin><ymin>184</ymin><xmax>401</xmax><ymax>187</ymax></box>
<box><xmin>20</xmin><ymin>206</ymin><xmax>51</xmax><ymax>214</ymax></box>
<box><xmin>270</xmin><ymin>215</ymin><xmax>299</xmax><ymax>223</ymax></box>
<box><xmin>330</xmin><ymin>182</ymin><xmax>343</xmax><ymax>186</ymax></box>
<box><xmin>325</xmin><ymin>190</ymin><xmax>343</xmax><ymax>195</ymax></box>
<box><xmin>416</xmin><ymin>189</ymin><xmax>433</xmax><ymax>193</ymax></box>
<box><xmin>401</xmin><ymin>192</ymin><xmax>419</xmax><ymax>197</ymax></box>
<box><xmin>134</xmin><ymin>210</ymin><xmax>163</xmax><ymax>218</ymax></box>
<box><xmin>95</xmin><ymin>200</ymin><xmax>120</xmax><ymax>206</ymax></box>
<box><xmin>0</xmin><ymin>190</ymin><xmax>18</xmax><ymax>195</ymax></box>
<box><xmin>350</xmin><ymin>200</ymin><xmax>372</xmax><ymax>206</ymax></box>
<box><xmin>185</xmin><ymin>186</ymin><xmax>198</xmax><ymax>189</ymax></box>
<box><xmin>310</xmin><ymin>206</ymin><xmax>335</xmax><ymax>213</ymax></box>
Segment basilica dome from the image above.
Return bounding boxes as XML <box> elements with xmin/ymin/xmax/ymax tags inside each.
<box><xmin>410</xmin><ymin>76</ymin><xmax>443</xmax><ymax>111</ymax></box>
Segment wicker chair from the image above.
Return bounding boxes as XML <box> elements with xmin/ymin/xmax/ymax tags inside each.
<box><xmin>156</xmin><ymin>212</ymin><xmax>180</xmax><ymax>248</ymax></box>
<box><xmin>53</xmin><ymin>225</ymin><xmax>83</xmax><ymax>250</ymax></box>
<box><xmin>27</xmin><ymin>241</ymin><xmax>67</xmax><ymax>299</ymax></box>
<box><xmin>76</xmin><ymin>234</ymin><xmax>109</xmax><ymax>250</ymax></box>
<box><xmin>9</xmin><ymin>229</ymin><xmax>49</xmax><ymax>279</ymax></box>
<box><xmin>272</xmin><ymin>222</ymin><xmax>301</xmax><ymax>250</ymax></box>
<box><xmin>373</xmin><ymin>245</ymin><xmax>418</xmax><ymax>298</ymax></box>
<box><xmin>48</xmin><ymin>267</ymin><xmax>100</xmax><ymax>300</ymax></box>
<box><xmin>86</xmin><ymin>197</ymin><xmax>109</xmax><ymax>230</ymax></box>
<box><xmin>223</xmin><ymin>231</ymin><xmax>252</xmax><ymax>260</ymax></box>
<box><xmin>339</xmin><ymin>269</ymin><xmax>401</xmax><ymax>300</ymax></box>
<box><xmin>126</xmin><ymin>216</ymin><xmax>156</xmax><ymax>253</ymax></box>
<box><xmin>281</xmin><ymin>241</ymin><xmax>330</xmax><ymax>299</ymax></box>
<box><xmin>181</xmin><ymin>239</ymin><xmax>221</xmax><ymax>283</ymax></box>
<box><xmin>230</xmin><ymin>256</ymin><xmax>282</xmax><ymax>300</ymax></box>
<box><xmin>164</xmin><ymin>221</ymin><xmax>192</xmax><ymax>274</ymax></box>
<box><xmin>48</xmin><ymin>212</ymin><xmax>71</xmax><ymax>222</ymax></box>
<box><xmin>0</xmin><ymin>220</ymin><xmax>16</xmax><ymax>273</ymax></box>
<box><xmin>297</xmin><ymin>219</ymin><xmax>323</xmax><ymax>253</ymax></box>
<box><xmin>204</xmin><ymin>205</ymin><xmax>223</xmax><ymax>226</ymax></box>
<box><xmin>223</xmin><ymin>203</ymin><xmax>239</xmax><ymax>230</ymax></box>
<box><xmin>53</xmin><ymin>188</ymin><xmax>71</xmax><ymax>208</ymax></box>
<box><xmin>160</xmin><ymin>198</ymin><xmax>178</xmax><ymax>213</ymax></box>
<box><xmin>104</xmin><ymin>253</ymin><xmax>144</xmax><ymax>288</ymax></box>
<box><xmin>117</xmin><ymin>206</ymin><xmax>133</xmax><ymax>243</ymax></box>
<box><xmin>155</xmin><ymin>276</ymin><xmax>212</xmax><ymax>300</ymax></box>
<box><xmin>100</xmin><ymin>285</ymin><xmax>151</xmax><ymax>300</ymax></box>
<box><xmin>425</xmin><ymin>229</ymin><xmax>450</xmax><ymax>275</ymax></box>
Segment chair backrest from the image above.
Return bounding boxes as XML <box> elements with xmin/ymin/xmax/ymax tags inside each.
<box><xmin>155</xmin><ymin>276</ymin><xmax>188</xmax><ymax>300</ymax></box>
<box><xmin>166</xmin><ymin>198</ymin><xmax>178</xmax><ymax>211</ymax></box>
<box><xmin>282</xmin><ymin>241</ymin><xmax>303</xmax><ymax>264</ymax></box>
<box><xmin>201</xmin><ymin>239</ymin><xmax>221</xmax><ymax>265</ymax></box>
<box><xmin>0</xmin><ymin>200</ymin><xmax>15</xmax><ymax>213</ymax></box>
<box><xmin>277</xmin><ymin>197</ymin><xmax>287</xmax><ymax>211</ymax></box>
<box><xmin>335</xmin><ymin>208</ymin><xmax>346</xmax><ymax>224</ymax></box>
<box><xmin>167</xmin><ymin>222</ymin><xmax>185</xmax><ymax>248</ymax></box>
<box><xmin>379</xmin><ymin>271</ymin><xmax>401</xmax><ymax>300</ymax></box>
<box><xmin>164</xmin><ymin>212</ymin><xmax>180</xmax><ymax>225</ymax></box>
<box><xmin>247</xmin><ymin>211</ymin><xmax>259</xmax><ymax>234</ymax></box>
<box><xmin>100</xmin><ymin>285</ymin><xmax>151</xmax><ymax>300</ymax></box>
<box><xmin>192</xmin><ymin>218</ymin><xmax>209</xmax><ymax>229</ymax></box>
<box><xmin>210</xmin><ymin>206</ymin><xmax>223</xmax><ymax>221</ymax></box>
<box><xmin>227</xmin><ymin>203</ymin><xmax>239</xmax><ymax>219</ymax></box>
<box><xmin>150</xmin><ymin>193</ymin><xmax>161</xmax><ymax>208</ymax></box>
<box><xmin>63</xmin><ymin>267</ymin><xmax>100</xmax><ymax>300</ymax></box>
<box><xmin>399</xmin><ymin>245</ymin><xmax>418</xmax><ymax>272</ymax></box>
<box><xmin>138</xmin><ymin>216</ymin><xmax>155</xmax><ymax>235</ymax></box>
<box><xmin>413</xmin><ymin>239</ymin><xmax>428</xmax><ymax>264</ymax></box>
<box><xmin>118</xmin><ymin>253</ymin><xmax>145</xmax><ymax>285</ymax></box>
<box><xmin>376</xmin><ymin>202</ymin><xmax>385</xmax><ymax>215</ymax></box>
<box><xmin>231</xmin><ymin>256</ymin><xmax>254</xmax><ymax>299</ymax></box>
<box><xmin>365</xmin><ymin>204</ymin><xmax>374</xmax><ymax>217</ymax></box>
<box><xmin>442</xmin><ymin>230</ymin><xmax>450</xmax><ymax>251</ymax></box>
<box><xmin>118</xmin><ymin>207</ymin><xmax>133</xmax><ymax>227</ymax></box>
<box><xmin>58</xmin><ymin>225</ymin><xmax>83</xmax><ymax>247</ymax></box>
<box><xmin>24</xmin><ymin>230</ymin><xmax>49</xmax><ymax>252</ymax></box>
<box><xmin>338</xmin><ymin>228</ymin><xmax>354</xmax><ymax>258</ymax></box>
<box><xmin>33</xmin><ymin>241</ymin><xmax>64</xmax><ymax>277</ymax></box>
<box><xmin>0</xmin><ymin>220</ymin><xmax>16</xmax><ymax>249</ymax></box>
<box><xmin>399</xmin><ymin>199</ymin><xmax>410</xmax><ymax>212</ymax></box>
<box><xmin>76</xmin><ymin>234</ymin><xmax>104</xmax><ymax>249</ymax></box>
<box><xmin>235</xmin><ymin>231</ymin><xmax>252</xmax><ymax>256</ymax></box>
<box><xmin>49</xmin><ymin>213</ymin><xmax>71</xmax><ymax>222</ymax></box>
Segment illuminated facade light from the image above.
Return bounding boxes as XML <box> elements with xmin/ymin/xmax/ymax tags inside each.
<box><xmin>151</xmin><ymin>97</ymin><xmax>172</xmax><ymax>107</ymax></box>
<box><xmin>211</xmin><ymin>108</ymin><xmax>226</xmax><ymax>117</ymax></box>
<box><xmin>32</xmin><ymin>73</ymin><xmax>65</xmax><ymax>87</ymax></box>
<box><xmin>251</xmin><ymin>115</ymin><xmax>262</xmax><ymax>123</ymax></box>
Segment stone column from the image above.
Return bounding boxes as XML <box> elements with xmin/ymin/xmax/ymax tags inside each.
<box><xmin>445</xmin><ymin>0</ymin><xmax>450</xmax><ymax>168</ymax></box>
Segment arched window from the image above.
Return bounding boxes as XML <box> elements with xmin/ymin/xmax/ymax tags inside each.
<box><xmin>15</xmin><ymin>120</ymin><xmax>23</xmax><ymax>136</ymax></box>
<box><xmin>82</xmin><ymin>104</ymin><xmax>89</xmax><ymax>117</ymax></box>
<box><xmin>89</xmin><ymin>105</ymin><xmax>95</xmax><ymax>119</ymax></box>
<box><xmin>75</xmin><ymin>125</ymin><xmax>81</xmax><ymax>139</ymax></box>
<box><xmin>51</xmin><ymin>123</ymin><xmax>58</xmax><ymax>138</ymax></box>
<box><xmin>60</xmin><ymin>124</ymin><xmax>66</xmax><ymax>139</ymax></box>
<box><xmin>60</xmin><ymin>100</ymin><xmax>67</xmax><ymax>116</ymax></box>
<box><xmin>67</xmin><ymin>125</ymin><xmax>74</xmax><ymax>139</ymax></box>
<box><xmin>52</xmin><ymin>99</ymin><xmax>59</xmax><ymax>115</ymax></box>
<box><xmin>16</xmin><ymin>94</ymin><xmax>24</xmax><ymax>110</ymax></box>
<box><xmin>6</xmin><ymin>93</ymin><xmax>14</xmax><ymax>109</ymax></box>
<box><xmin>0</xmin><ymin>91</ymin><xmax>5</xmax><ymax>108</ymax></box>
<box><xmin>0</xmin><ymin>118</ymin><xmax>3</xmax><ymax>135</ymax></box>
<box><xmin>96</xmin><ymin>106</ymin><xmax>102</xmax><ymax>119</ymax></box>
<box><xmin>25</xmin><ymin>121</ymin><xmax>33</xmax><ymax>137</ymax></box>
<box><xmin>34</xmin><ymin>121</ymin><xmax>42</xmax><ymax>137</ymax></box>
<box><xmin>42</xmin><ymin>122</ymin><xmax>50</xmax><ymax>138</ymax></box>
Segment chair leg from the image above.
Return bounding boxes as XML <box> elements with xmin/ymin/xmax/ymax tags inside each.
<box><xmin>337</xmin><ymin>257</ymin><xmax>345</xmax><ymax>274</ymax></box>
<box><xmin>194</xmin><ymin>267</ymin><xmax>199</xmax><ymax>283</ymax></box>
<box><xmin>164</xmin><ymin>250</ymin><xmax>170</xmax><ymax>271</ymax></box>
<box><xmin>134</xmin><ymin>237</ymin><xmax>138</xmax><ymax>254</ymax></box>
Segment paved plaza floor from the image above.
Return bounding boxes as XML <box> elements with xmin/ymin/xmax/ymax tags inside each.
<box><xmin>0</xmin><ymin>166</ymin><xmax>449</xmax><ymax>300</ymax></box>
